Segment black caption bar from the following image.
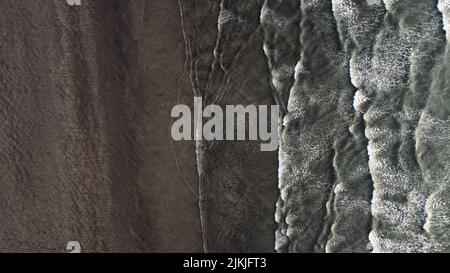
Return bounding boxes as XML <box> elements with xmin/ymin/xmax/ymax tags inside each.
<box><xmin>2</xmin><ymin>253</ymin><xmax>444</xmax><ymax>272</ymax></box>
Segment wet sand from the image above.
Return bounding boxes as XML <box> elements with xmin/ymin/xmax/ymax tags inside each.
<box><xmin>0</xmin><ymin>0</ymin><xmax>202</xmax><ymax>252</ymax></box>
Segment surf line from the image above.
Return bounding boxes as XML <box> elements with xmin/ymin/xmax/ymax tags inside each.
<box><xmin>171</xmin><ymin>97</ymin><xmax>279</xmax><ymax>152</ymax></box>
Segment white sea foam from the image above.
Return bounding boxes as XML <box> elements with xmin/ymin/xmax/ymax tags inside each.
<box><xmin>218</xmin><ymin>9</ymin><xmax>244</xmax><ymax>26</ymax></box>
<box><xmin>367</xmin><ymin>0</ymin><xmax>382</xmax><ymax>6</ymax></box>
<box><xmin>260</xmin><ymin>6</ymin><xmax>288</xmax><ymax>29</ymax></box>
<box><xmin>438</xmin><ymin>0</ymin><xmax>450</xmax><ymax>40</ymax></box>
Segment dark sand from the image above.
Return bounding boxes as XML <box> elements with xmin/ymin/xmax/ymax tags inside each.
<box><xmin>0</xmin><ymin>0</ymin><xmax>202</xmax><ymax>252</ymax></box>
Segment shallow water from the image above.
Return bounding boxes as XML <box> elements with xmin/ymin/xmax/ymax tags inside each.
<box><xmin>276</xmin><ymin>0</ymin><xmax>450</xmax><ymax>253</ymax></box>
